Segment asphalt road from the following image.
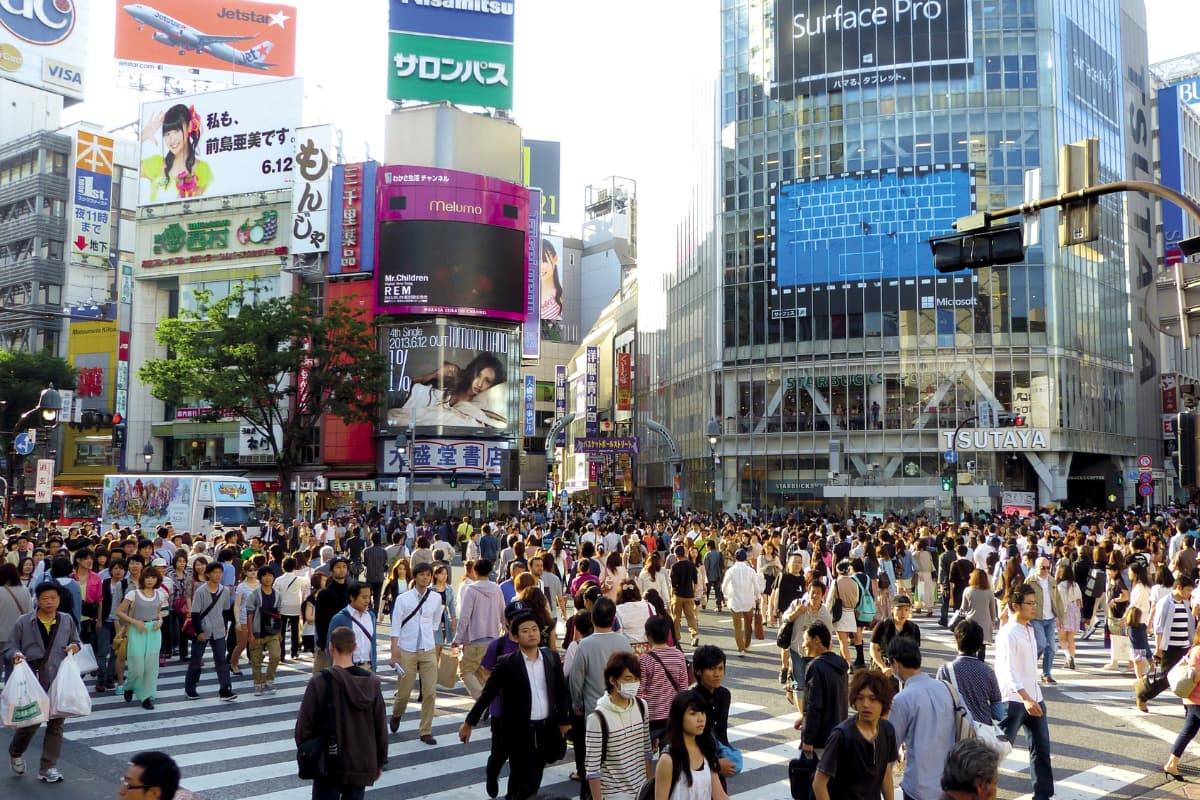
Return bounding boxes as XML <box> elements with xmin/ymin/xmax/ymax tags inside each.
<box><xmin>0</xmin><ymin>604</ymin><xmax>1193</xmax><ymax>799</ymax></box>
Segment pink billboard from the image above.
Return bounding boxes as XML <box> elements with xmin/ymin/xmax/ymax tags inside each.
<box><xmin>375</xmin><ymin>165</ymin><xmax>531</xmax><ymax>321</ymax></box>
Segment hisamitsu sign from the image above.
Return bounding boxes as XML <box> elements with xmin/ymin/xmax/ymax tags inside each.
<box><xmin>575</xmin><ymin>436</ymin><xmax>639</xmax><ymax>455</ymax></box>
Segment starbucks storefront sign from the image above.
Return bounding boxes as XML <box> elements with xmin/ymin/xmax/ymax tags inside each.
<box><xmin>941</xmin><ymin>428</ymin><xmax>1049</xmax><ymax>451</ymax></box>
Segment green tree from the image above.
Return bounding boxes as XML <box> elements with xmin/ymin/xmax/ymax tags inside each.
<box><xmin>0</xmin><ymin>350</ymin><xmax>75</xmax><ymax>433</ymax></box>
<box><xmin>138</xmin><ymin>287</ymin><xmax>386</xmax><ymax>516</ymax></box>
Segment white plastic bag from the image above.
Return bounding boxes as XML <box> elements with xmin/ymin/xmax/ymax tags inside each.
<box><xmin>73</xmin><ymin>644</ymin><xmax>99</xmax><ymax>675</ymax></box>
<box><xmin>1</xmin><ymin>661</ymin><xmax>49</xmax><ymax>728</ymax></box>
<box><xmin>48</xmin><ymin>654</ymin><xmax>91</xmax><ymax>719</ymax></box>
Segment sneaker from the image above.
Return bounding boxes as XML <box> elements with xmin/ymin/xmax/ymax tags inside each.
<box><xmin>263</xmin><ymin>683</ymin><xmax>277</xmax><ymax>695</ymax></box>
<box><xmin>11</xmin><ymin>756</ymin><xmax>26</xmax><ymax>776</ymax></box>
<box><xmin>185</xmin><ymin>690</ymin><xmax>200</xmax><ymax>701</ymax></box>
<box><xmin>254</xmin><ymin>685</ymin><xmax>264</xmax><ymax>696</ymax></box>
<box><xmin>38</xmin><ymin>768</ymin><xmax>63</xmax><ymax>783</ymax></box>
<box><xmin>219</xmin><ymin>691</ymin><xmax>238</xmax><ymax>701</ymax></box>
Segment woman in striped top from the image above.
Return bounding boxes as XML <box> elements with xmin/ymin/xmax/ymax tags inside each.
<box><xmin>586</xmin><ymin>651</ymin><xmax>653</xmax><ymax>800</ymax></box>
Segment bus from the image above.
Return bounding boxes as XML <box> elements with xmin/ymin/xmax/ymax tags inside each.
<box><xmin>9</xmin><ymin>486</ymin><xmax>101</xmax><ymax>528</ymax></box>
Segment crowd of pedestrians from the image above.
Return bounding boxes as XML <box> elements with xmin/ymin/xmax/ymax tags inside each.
<box><xmin>9</xmin><ymin>503</ymin><xmax>1200</xmax><ymax>799</ymax></box>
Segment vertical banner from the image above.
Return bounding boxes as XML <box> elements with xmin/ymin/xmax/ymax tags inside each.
<box><xmin>1164</xmin><ymin>374</ymin><xmax>1179</xmax><ymax>415</ymax></box>
<box><xmin>523</xmin><ymin>374</ymin><xmax>536</xmax><ymax>437</ymax></box>
<box><xmin>328</xmin><ymin>161</ymin><xmax>378</xmax><ymax>276</ymax></box>
<box><xmin>290</xmin><ymin>124</ymin><xmax>334</xmax><ymax>255</ymax></box>
<box><xmin>554</xmin><ymin>365</ymin><xmax>567</xmax><ymax>446</ymax></box>
<box><xmin>586</xmin><ymin>346</ymin><xmax>599</xmax><ymax>436</ymax></box>
<box><xmin>522</xmin><ymin>188</ymin><xmax>542</xmax><ymax>359</ymax></box>
<box><xmin>616</xmin><ymin>352</ymin><xmax>633</xmax><ymax>417</ymax></box>
<box><xmin>71</xmin><ymin>131</ymin><xmax>114</xmax><ymax>266</ymax></box>
<box><xmin>35</xmin><ymin>459</ymin><xmax>55</xmax><ymax>504</ymax></box>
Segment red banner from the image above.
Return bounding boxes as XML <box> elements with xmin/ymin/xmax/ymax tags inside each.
<box><xmin>616</xmin><ymin>352</ymin><xmax>632</xmax><ymax>412</ymax></box>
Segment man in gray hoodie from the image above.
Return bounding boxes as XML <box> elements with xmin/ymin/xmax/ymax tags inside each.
<box><xmin>567</xmin><ymin>597</ymin><xmax>632</xmax><ymax>800</ymax></box>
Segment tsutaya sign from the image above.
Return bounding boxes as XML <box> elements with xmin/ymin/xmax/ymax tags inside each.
<box><xmin>942</xmin><ymin>428</ymin><xmax>1049</xmax><ymax>450</ymax></box>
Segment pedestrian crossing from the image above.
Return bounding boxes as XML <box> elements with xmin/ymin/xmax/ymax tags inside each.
<box><xmin>26</xmin><ymin>613</ymin><xmax>1180</xmax><ymax>799</ymax></box>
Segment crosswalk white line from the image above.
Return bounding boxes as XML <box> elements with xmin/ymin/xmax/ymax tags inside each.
<box><xmin>1013</xmin><ymin>764</ymin><xmax>1143</xmax><ymax>800</ymax></box>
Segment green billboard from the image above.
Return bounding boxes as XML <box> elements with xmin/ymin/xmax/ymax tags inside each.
<box><xmin>388</xmin><ymin>32</ymin><xmax>513</xmax><ymax>110</ymax></box>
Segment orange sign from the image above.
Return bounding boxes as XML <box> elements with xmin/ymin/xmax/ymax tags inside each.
<box><xmin>114</xmin><ymin>0</ymin><xmax>296</xmax><ymax>79</ymax></box>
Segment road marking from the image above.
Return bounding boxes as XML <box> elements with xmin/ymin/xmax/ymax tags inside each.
<box><xmin>1013</xmin><ymin>764</ymin><xmax>1143</xmax><ymax>800</ymax></box>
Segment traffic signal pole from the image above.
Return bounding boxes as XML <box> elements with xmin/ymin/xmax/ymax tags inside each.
<box><xmin>949</xmin><ymin>415</ymin><xmax>978</xmax><ymax>523</ymax></box>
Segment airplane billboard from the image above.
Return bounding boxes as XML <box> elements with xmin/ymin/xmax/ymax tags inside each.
<box><xmin>136</xmin><ymin>78</ymin><xmax>303</xmax><ymax>207</ymax></box>
<box><xmin>114</xmin><ymin>0</ymin><xmax>297</xmax><ymax>81</ymax></box>
<box><xmin>0</xmin><ymin>0</ymin><xmax>91</xmax><ymax>104</ymax></box>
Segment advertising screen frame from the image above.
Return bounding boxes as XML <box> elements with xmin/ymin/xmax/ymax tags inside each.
<box><xmin>0</xmin><ymin>0</ymin><xmax>90</xmax><ymax>102</ymax></box>
<box><xmin>136</xmin><ymin>78</ymin><xmax>303</xmax><ymax>207</ymax></box>
<box><xmin>380</xmin><ymin>318</ymin><xmax>521</xmax><ymax>440</ymax></box>
<box><xmin>375</xmin><ymin>165</ymin><xmax>530</xmax><ymax>322</ymax></box>
<box><xmin>773</xmin><ymin>0</ymin><xmax>973</xmax><ymax>99</ymax></box>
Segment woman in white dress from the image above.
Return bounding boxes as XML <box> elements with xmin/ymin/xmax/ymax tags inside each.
<box><xmin>654</xmin><ymin>690</ymin><xmax>730</xmax><ymax>800</ymax></box>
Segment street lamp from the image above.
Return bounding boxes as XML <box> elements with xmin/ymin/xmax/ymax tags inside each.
<box><xmin>143</xmin><ymin>441</ymin><xmax>154</xmax><ymax>472</ymax></box>
<box><xmin>706</xmin><ymin>418</ymin><xmax>721</xmax><ymax>517</ymax></box>
<box><xmin>35</xmin><ymin>386</ymin><xmax>61</xmax><ymax>425</ymax></box>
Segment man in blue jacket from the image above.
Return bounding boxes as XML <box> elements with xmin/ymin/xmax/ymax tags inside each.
<box><xmin>328</xmin><ymin>582</ymin><xmax>378</xmax><ymax>670</ymax></box>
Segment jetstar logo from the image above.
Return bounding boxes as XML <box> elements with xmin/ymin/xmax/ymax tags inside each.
<box><xmin>218</xmin><ymin>7</ymin><xmax>270</xmax><ymax>23</ymax></box>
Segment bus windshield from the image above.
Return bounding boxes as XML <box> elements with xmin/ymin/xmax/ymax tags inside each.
<box><xmin>10</xmin><ymin>492</ymin><xmax>100</xmax><ymax>523</ymax></box>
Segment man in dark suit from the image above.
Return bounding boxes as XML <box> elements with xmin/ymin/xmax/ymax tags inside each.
<box><xmin>458</xmin><ymin>612</ymin><xmax>571</xmax><ymax>800</ymax></box>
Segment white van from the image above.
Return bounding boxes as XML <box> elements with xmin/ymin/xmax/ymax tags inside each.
<box><xmin>102</xmin><ymin>474</ymin><xmax>262</xmax><ymax>538</ymax></box>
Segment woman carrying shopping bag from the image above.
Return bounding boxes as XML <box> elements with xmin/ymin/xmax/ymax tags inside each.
<box><xmin>116</xmin><ymin>566</ymin><xmax>166</xmax><ymax>710</ymax></box>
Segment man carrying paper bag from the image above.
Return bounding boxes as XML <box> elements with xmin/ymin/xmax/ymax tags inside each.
<box><xmin>5</xmin><ymin>582</ymin><xmax>81</xmax><ymax>784</ymax></box>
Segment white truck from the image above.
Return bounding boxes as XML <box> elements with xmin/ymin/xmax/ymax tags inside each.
<box><xmin>102</xmin><ymin>474</ymin><xmax>262</xmax><ymax>537</ymax></box>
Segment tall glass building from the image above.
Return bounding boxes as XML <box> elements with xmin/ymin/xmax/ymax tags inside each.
<box><xmin>655</xmin><ymin>0</ymin><xmax>1159</xmax><ymax>515</ymax></box>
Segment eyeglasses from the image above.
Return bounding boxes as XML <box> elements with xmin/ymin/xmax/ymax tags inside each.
<box><xmin>120</xmin><ymin>776</ymin><xmax>149</xmax><ymax>791</ymax></box>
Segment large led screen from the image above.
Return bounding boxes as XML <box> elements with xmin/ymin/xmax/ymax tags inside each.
<box><xmin>771</xmin><ymin>165</ymin><xmax>973</xmax><ymax>288</ymax></box>
<box><xmin>375</xmin><ymin>165</ymin><xmax>530</xmax><ymax>321</ymax></box>
<box><xmin>381</xmin><ymin>319</ymin><xmax>519</xmax><ymax>439</ymax></box>
<box><xmin>774</xmin><ymin>0</ymin><xmax>973</xmax><ymax>99</ymax></box>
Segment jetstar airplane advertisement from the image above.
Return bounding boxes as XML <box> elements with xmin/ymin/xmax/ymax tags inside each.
<box><xmin>114</xmin><ymin>0</ymin><xmax>297</xmax><ymax>81</ymax></box>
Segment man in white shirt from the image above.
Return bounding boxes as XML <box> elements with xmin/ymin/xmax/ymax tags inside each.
<box><xmin>996</xmin><ymin>583</ymin><xmax>1054</xmax><ymax>800</ymax></box>
<box><xmin>602</xmin><ymin>528</ymin><xmax>621</xmax><ymax>556</ymax></box>
<box><xmin>389</xmin><ymin>562</ymin><xmax>443</xmax><ymax>744</ymax></box>
<box><xmin>721</xmin><ymin>548</ymin><xmax>766</xmax><ymax>655</ymax></box>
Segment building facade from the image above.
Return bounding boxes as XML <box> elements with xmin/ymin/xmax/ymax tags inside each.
<box><xmin>654</xmin><ymin>0</ymin><xmax>1158</xmax><ymax>515</ymax></box>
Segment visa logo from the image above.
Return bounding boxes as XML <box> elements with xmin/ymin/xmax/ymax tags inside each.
<box><xmin>43</xmin><ymin>58</ymin><xmax>81</xmax><ymax>87</ymax></box>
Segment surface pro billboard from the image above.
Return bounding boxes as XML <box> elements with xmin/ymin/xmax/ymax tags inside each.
<box><xmin>375</xmin><ymin>165</ymin><xmax>530</xmax><ymax>321</ymax></box>
<box><xmin>774</xmin><ymin>0</ymin><xmax>973</xmax><ymax>99</ymax></box>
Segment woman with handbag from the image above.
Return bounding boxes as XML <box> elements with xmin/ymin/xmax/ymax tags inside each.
<box><xmin>1103</xmin><ymin>562</ymin><xmax>1132</xmax><ymax>672</ymax></box>
<box><xmin>1163</xmin><ymin>626</ymin><xmax>1200</xmax><ymax>781</ymax></box>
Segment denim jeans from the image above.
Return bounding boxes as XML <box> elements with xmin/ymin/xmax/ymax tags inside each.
<box><xmin>95</xmin><ymin>619</ymin><xmax>117</xmax><ymax>686</ymax></box>
<box><xmin>185</xmin><ymin>635</ymin><xmax>232</xmax><ymax>695</ymax></box>
<box><xmin>1173</xmin><ymin>704</ymin><xmax>1200</xmax><ymax>757</ymax></box>
<box><xmin>1031</xmin><ymin>617</ymin><xmax>1058</xmax><ymax>676</ymax></box>
<box><xmin>1003</xmin><ymin>700</ymin><xmax>1054</xmax><ymax>799</ymax></box>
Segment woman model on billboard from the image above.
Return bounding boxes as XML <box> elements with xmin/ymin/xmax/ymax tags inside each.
<box><xmin>388</xmin><ymin>353</ymin><xmax>508</xmax><ymax>429</ymax></box>
<box><xmin>140</xmin><ymin>104</ymin><xmax>213</xmax><ymax>203</ymax></box>
<box><xmin>540</xmin><ymin>238</ymin><xmax>564</xmax><ymax>320</ymax></box>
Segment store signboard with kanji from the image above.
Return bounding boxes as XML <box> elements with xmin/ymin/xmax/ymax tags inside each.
<box><xmin>71</xmin><ymin>130</ymin><xmax>113</xmax><ymax>266</ymax></box>
<box><xmin>380</xmin><ymin>437</ymin><xmax>505</xmax><ymax>477</ymax></box>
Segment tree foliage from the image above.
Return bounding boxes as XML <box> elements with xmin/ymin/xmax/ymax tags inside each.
<box><xmin>0</xmin><ymin>350</ymin><xmax>75</xmax><ymax>433</ymax></box>
<box><xmin>138</xmin><ymin>287</ymin><xmax>386</xmax><ymax>505</ymax></box>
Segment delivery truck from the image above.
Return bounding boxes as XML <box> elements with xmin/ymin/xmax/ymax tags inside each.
<box><xmin>102</xmin><ymin>474</ymin><xmax>261</xmax><ymax>537</ymax></box>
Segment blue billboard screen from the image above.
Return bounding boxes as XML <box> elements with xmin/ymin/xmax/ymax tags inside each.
<box><xmin>389</xmin><ymin>0</ymin><xmax>514</xmax><ymax>44</ymax></box>
<box><xmin>771</xmin><ymin>165</ymin><xmax>973</xmax><ymax>287</ymax></box>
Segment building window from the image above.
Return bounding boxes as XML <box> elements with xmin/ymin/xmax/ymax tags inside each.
<box><xmin>51</xmin><ymin>152</ymin><xmax>67</xmax><ymax>176</ymax></box>
<box><xmin>300</xmin><ymin>426</ymin><xmax>320</xmax><ymax>465</ymax></box>
<box><xmin>46</xmin><ymin>240</ymin><xmax>64</xmax><ymax>262</ymax></box>
<box><xmin>39</xmin><ymin>284</ymin><xmax>61</xmax><ymax>305</ymax></box>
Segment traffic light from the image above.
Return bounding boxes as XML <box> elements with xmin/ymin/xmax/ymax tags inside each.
<box><xmin>941</xmin><ymin>467</ymin><xmax>956</xmax><ymax>492</ymax></box>
<box><xmin>111</xmin><ymin>423</ymin><xmax>126</xmax><ymax>449</ymax></box>
<box><xmin>1180</xmin><ymin>412</ymin><xmax>1200</xmax><ymax>489</ymax></box>
<box><xmin>1058</xmin><ymin>137</ymin><xmax>1100</xmax><ymax>247</ymax></box>
<box><xmin>448</xmin><ymin>476</ymin><xmax>457</xmax><ymax>488</ymax></box>
<box><xmin>930</xmin><ymin>220</ymin><xmax>1025</xmax><ymax>273</ymax></box>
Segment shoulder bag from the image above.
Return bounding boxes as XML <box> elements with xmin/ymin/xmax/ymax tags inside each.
<box><xmin>296</xmin><ymin>670</ymin><xmax>343</xmax><ymax>780</ymax></box>
<box><xmin>1169</xmin><ymin>647</ymin><xmax>1200</xmax><ymax>698</ymax></box>
<box><xmin>943</xmin><ymin>662</ymin><xmax>1012</xmax><ymax>757</ymax></box>
<box><xmin>182</xmin><ymin>588</ymin><xmax>223</xmax><ymax>639</ymax></box>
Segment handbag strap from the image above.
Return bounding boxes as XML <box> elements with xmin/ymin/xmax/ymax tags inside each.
<box><xmin>195</xmin><ymin>588</ymin><xmax>223</xmax><ymax>624</ymax></box>
<box><xmin>347</xmin><ymin>613</ymin><xmax>373</xmax><ymax>644</ymax></box>
<box><xmin>648</xmin><ymin>650</ymin><xmax>680</xmax><ymax>692</ymax></box>
<box><xmin>400</xmin><ymin>589</ymin><xmax>431</xmax><ymax>629</ymax></box>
